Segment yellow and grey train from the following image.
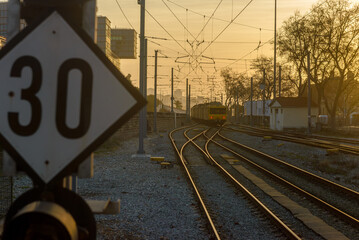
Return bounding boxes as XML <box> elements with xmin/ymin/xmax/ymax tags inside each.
<box><xmin>191</xmin><ymin>102</ymin><xmax>227</xmax><ymax>124</ymax></box>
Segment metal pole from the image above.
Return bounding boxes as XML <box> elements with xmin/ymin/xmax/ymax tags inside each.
<box><xmin>186</xmin><ymin>78</ymin><xmax>189</xmax><ymax>121</ymax></box>
<box><xmin>307</xmin><ymin>52</ymin><xmax>311</xmax><ymax>133</ymax></box>
<box><xmin>278</xmin><ymin>65</ymin><xmax>281</xmax><ymax>97</ymax></box>
<box><xmin>273</xmin><ymin>0</ymin><xmax>277</xmax><ymax>99</ymax></box>
<box><xmin>154</xmin><ymin>50</ymin><xmax>158</xmax><ymax>133</ymax></box>
<box><xmin>189</xmin><ymin>85</ymin><xmax>191</xmax><ymax>118</ymax></box>
<box><xmin>263</xmin><ymin>69</ymin><xmax>266</xmax><ymax>126</ymax></box>
<box><xmin>236</xmin><ymin>88</ymin><xmax>239</xmax><ymax>122</ymax></box>
<box><xmin>171</xmin><ymin>68</ymin><xmax>174</xmax><ymax>113</ymax></box>
<box><xmin>137</xmin><ymin>0</ymin><xmax>146</xmax><ymax>154</ymax></box>
<box><xmin>144</xmin><ymin>38</ymin><xmax>148</xmax><ymax>137</ymax></box>
<box><xmin>250</xmin><ymin>77</ymin><xmax>253</xmax><ymax>126</ymax></box>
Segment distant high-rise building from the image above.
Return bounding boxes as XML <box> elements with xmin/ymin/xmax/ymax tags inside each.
<box><xmin>96</xmin><ymin>16</ymin><xmax>120</xmax><ymax>70</ymax></box>
<box><xmin>96</xmin><ymin>16</ymin><xmax>112</xmax><ymax>56</ymax></box>
<box><xmin>111</xmin><ymin>28</ymin><xmax>137</xmax><ymax>59</ymax></box>
<box><xmin>0</xmin><ymin>2</ymin><xmax>26</xmax><ymax>39</ymax></box>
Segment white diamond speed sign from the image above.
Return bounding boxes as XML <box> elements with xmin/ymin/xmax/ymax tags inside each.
<box><xmin>0</xmin><ymin>11</ymin><xmax>146</xmax><ymax>185</ymax></box>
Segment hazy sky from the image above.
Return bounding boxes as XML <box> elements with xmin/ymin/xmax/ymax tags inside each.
<box><xmin>96</xmin><ymin>0</ymin><xmax>323</xmax><ymax>99</ymax></box>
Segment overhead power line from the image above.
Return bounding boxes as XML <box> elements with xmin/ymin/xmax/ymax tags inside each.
<box><xmin>166</xmin><ymin>0</ymin><xmax>272</xmax><ymax>31</ymax></box>
<box><xmin>114</xmin><ymin>0</ymin><xmax>136</xmax><ymax>30</ymax></box>
<box><xmin>146</xmin><ymin>36</ymin><xmax>258</xmax><ymax>44</ymax></box>
<box><xmin>146</xmin><ymin>8</ymin><xmax>207</xmax><ymax>75</ymax></box>
<box><xmin>183</xmin><ymin>0</ymin><xmax>256</xmax><ymax>79</ymax></box>
<box><xmin>194</xmin><ymin>0</ymin><xmax>224</xmax><ymax>41</ymax></box>
<box><xmin>161</xmin><ymin>0</ymin><xmax>198</xmax><ymax>43</ymax></box>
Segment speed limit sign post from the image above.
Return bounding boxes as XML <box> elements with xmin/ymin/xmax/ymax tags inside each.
<box><xmin>0</xmin><ymin>2</ymin><xmax>145</xmax><ymax>239</ymax></box>
<box><xmin>0</xmin><ymin>10</ymin><xmax>145</xmax><ymax>186</ymax></box>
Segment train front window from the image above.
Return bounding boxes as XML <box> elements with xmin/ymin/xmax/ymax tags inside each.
<box><xmin>210</xmin><ymin>108</ymin><xmax>226</xmax><ymax>114</ymax></box>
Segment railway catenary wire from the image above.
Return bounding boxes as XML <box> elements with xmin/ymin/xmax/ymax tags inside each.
<box><xmin>212</xmin><ymin>127</ymin><xmax>359</xmax><ymax>230</ymax></box>
<box><xmin>178</xmin><ymin>125</ymin><xmax>301</xmax><ymax>239</ymax></box>
<box><xmin>227</xmin><ymin>125</ymin><xmax>359</xmax><ymax>155</ymax></box>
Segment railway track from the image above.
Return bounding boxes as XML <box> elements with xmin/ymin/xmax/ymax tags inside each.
<box><xmin>226</xmin><ymin>124</ymin><xmax>359</xmax><ymax>155</ymax></box>
<box><xmin>213</xmin><ymin>127</ymin><xmax>359</xmax><ymax>239</ymax></box>
<box><xmin>169</xmin><ymin>125</ymin><xmax>301</xmax><ymax>239</ymax></box>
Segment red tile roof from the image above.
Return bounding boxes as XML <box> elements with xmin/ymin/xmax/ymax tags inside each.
<box><xmin>269</xmin><ymin>97</ymin><xmax>318</xmax><ymax>108</ymax></box>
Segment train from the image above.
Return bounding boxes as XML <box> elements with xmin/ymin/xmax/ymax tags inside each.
<box><xmin>191</xmin><ymin>102</ymin><xmax>227</xmax><ymax>125</ymax></box>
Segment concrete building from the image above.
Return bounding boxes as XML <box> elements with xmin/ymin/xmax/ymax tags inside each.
<box><xmin>96</xmin><ymin>16</ymin><xmax>120</xmax><ymax>70</ymax></box>
<box><xmin>97</xmin><ymin>16</ymin><xmax>111</xmax><ymax>56</ymax></box>
<box><xmin>243</xmin><ymin>100</ymin><xmax>271</xmax><ymax>116</ymax></box>
<box><xmin>111</xmin><ymin>28</ymin><xmax>137</xmax><ymax>59</ymax></box>
<box><xmin>269</xmin><ymin>97</ymin><xmax>318</xmax><ymax>131</ymax></box>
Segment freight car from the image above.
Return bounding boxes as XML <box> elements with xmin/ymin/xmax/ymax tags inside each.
<box><xmin>191</xmin><ymin>102</ymin><xmax>227</xmax><ymax>125</ymax></box>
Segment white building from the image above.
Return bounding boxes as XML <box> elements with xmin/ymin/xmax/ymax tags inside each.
<box><xmin>243</xmin><ymin>100</ymin><xmax>271</xmax><ymax>116</ymax></box>
<box><xmin>269</xmin><ymin>97</ymin><xmax>318</xmax><ymax>131</ymax></box>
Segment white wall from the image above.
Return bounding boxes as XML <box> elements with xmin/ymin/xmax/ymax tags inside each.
<box><xmin>244</xmin><ymin>100</ymin><xmax>271</xmax><ymax>116</ymax></box>
<box><xmin>283</xmin><ymin>108</ymin><xmax>318</xmax><ymax>128</ymax></box>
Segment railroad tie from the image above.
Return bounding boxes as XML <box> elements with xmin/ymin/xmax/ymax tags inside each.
<box><xmin>233</xmin><ymin>165</ymin><xmax>349</xmax><ymax>240</ymax></box>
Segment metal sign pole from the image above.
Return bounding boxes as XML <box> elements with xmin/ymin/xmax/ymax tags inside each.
<box><xmin>137</xmin><ymin>0</ymin><xmax>146</xmax><ymax>154</ymax></box>
<box><xmin>144</xmin><ymin>38</ymin><xmax>148</xmax><ymax>137</ymax></box>
<box><xmin>273</xmin><ymin>0</ymin><xmax>277</xmax><ymax>99</ymax></box>
<box><xmin>250</xmin><ymin>77</ymin><xmax>253</xmax><ymax>126</ymax></box>
<box><xmin>263</xmin><ymin>69</ymin><xmax>266</xmax><ymax>126</ymax></box>
<box><xmin>307</xmin><ymin>52</ymin><xmax>311</xmax><ymax>134</ymax></box>
<box><xmin>154</xmin><ymin>50</ymin><xmax>158</xmax><ymax>133</ymax></box>
<box><xmin>171</xmin><ymin>67</ymin><xmax>174</xmax><ymax>113</ymax></box>
<box><xmin>278</xmin><ymin>66</ymin><xmax>282</xmax><ymax>97</ymax></box>
<box><xmin>186</xmin><ymin>78</ymin><xmax>189</xmax><ymax>121</ymax></box>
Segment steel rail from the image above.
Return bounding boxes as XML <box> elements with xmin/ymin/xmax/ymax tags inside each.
<box><xmin>218</xmin><ymin>130</ymin><xmax>359</xmax><ymax>198</ymax></box>
<box><xmin>169</xmin><ymin>126</ymin><xmax>221</xmax><ymax>240</ymax></box>
<box><xmin>215</xmin><ymin>131</ymin><xmax>359</xmax><ymax>229</ymax></box>
<box><xmin>183</xmin><ymin>128</ymin><xmax>210</xmax><ymax>161</ymax></box>
<box><xmin>227</xmin><ymin>125</ymin><xmax>359</xmax><ymax>155</ymax></box>
<box><xmin>202</xmin><ymin>129</ymin><xmax>301</xmax><ymax>240</ymax></box>
<box><xmin>237</xmin><ymin>124</ymin><xmax>359</xmax><ymax>145</ymax></box>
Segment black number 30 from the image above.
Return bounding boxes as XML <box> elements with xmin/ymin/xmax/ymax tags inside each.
<box><xmin>8</xmin><ymin>56</ymin><xmax>93</xmax><ymax>139</ymax></box>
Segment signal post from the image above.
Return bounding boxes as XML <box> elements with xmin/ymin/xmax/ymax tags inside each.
<box><xmin>0</xmin><ymin>0</ymin><xmax>146</xmax><ymax>239</ymax></box>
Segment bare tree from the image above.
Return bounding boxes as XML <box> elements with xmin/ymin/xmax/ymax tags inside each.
<box><xmin>250</xmin><ymin>56</ymin><xmax>296</xmax><ymax>99</ymax></box>
<box><xmin>317</xmin><ymin>0</ymin><xmax>359</xmax><ymax>127</ymax></box>
<box><xmin>278</xmin><ymin>0</ymin><xmax>359</xmax><ymax>128</ymax></box>
<box><xmin>220</xmin><ymin>68</ymin><xmax>250</xmax><ymax>109</ymax></box>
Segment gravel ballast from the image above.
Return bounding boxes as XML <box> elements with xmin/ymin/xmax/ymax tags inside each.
<box><xmin>11</xmin><ymin>125</ymin><xmax>359</xmax><ymax>239</ymax></box>
<box><xmin>78</xmin><ymin>134</ymin><xmax>210</xmax><ymax>239</ymax></box>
